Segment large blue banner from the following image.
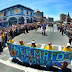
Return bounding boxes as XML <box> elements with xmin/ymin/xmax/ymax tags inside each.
<box><xmin>7</xmin><ymin>43</ymin><xmax>72</xmax><ymax>67</ymax></box>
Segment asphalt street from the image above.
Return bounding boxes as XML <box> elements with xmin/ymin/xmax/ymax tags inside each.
<box><xmin>0</xmin><ymin>24</ymin><xmax>72</xmax><ymax>72</ymax></box>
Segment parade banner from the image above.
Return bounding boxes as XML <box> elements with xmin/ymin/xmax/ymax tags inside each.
<box><xmin>7</xmin><ymin>43</ymin><xmax>72</xmax><ymax>67</ymax></box>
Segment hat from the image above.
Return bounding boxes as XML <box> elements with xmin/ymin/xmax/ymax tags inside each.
<box><xmin>48</xmin><ymin>42</ymin><xmax>52</xmax><ymax>44</ymax></box>
<box><xmin>67</xmin><ymin>43</ymin><xmax>70</xmax><ymax>46</ymax></box>
<box><xmin>19</xmin><ymin>40</ymin><xmax>23</xmax><ymax>43</ymax></box>
<box><xmin>32</xmin><ymin>40</ymin><xmax>35</xmax><ymax>43</ymax></box>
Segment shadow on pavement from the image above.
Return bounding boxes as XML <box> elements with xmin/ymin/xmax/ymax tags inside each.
<box><xmin>12</xmin><ymin>58</ymin><xmax>71</xmax><ymax>72</ymax></box>
<box><xmin>0</xmin><ymin>49</ymin><xmax>3</xmax><ymax>55</ymax></box>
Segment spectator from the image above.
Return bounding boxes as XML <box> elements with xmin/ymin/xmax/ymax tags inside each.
<box><xmin>23</xmin><ymin>27</ymin><xmax>25</xmax><ymax>33</ymax></box>
<box><xmin>0</xmin><ymin>35</ymin><xmax>2</xmax><ymax>51</ymax></box>
<box><xmin>9</xmin><ymin>29</ymin><xmax>13</xmax><ymax>38</ymax></box>
<box><xmin>45</xmin><ymin>42</ymin><xmax>54</xmax><ymax>50</ymax></box>
<box><xmin>9</xmin><ymin>36</ymin><xmax>14</xmax><ymax>43</ymax></box>
<box><xmin>30</xmin><ymin>40</ymin><xmax>38</xmax><ymax>48</ymax></box>
<box><xmin>5</xmin><ymin>33</ymin><xmax>9</xmax><ymax>43</ymax></box>
<box><xmin>63</xmin><ymin>43</ymin><xmax>71</xmax><ymax>52</ymax></box>
<box><xmin>15</xmin><ymin>27</ymin><xmax>18</xmax><ymax>36</ymax></box>
<box><xmin>1</xmin><ymin>32</ymin><xmax>6</xmax><ymax>47</ymax></box>
<box><xmin>19</xmin><ymin>40</ymin><xmax>25</xmax><ymax>45</ymax></box>
<box><xmin>69</xmin><ymin>34</ymin><xmax>72</xmax><ymax>45</ymax></box>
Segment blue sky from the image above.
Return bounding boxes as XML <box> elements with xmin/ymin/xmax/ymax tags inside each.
<box><xmin>0</xmin><ymin>0</ymin><xmax>72</xmax><ymax>21</ymax></box>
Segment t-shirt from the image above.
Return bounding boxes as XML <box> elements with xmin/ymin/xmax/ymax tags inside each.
<box><xmin>45</xmin><ymin>45</ymin><xmax>54</xmax><ymax>50</ymax></box>
<box><xmin>20</xmin><ymin>43</ymin><xmax>25</xmax><ymax>46</ymax></box>
<box><xmin>63</xmin><ymin>47</ymin><xmax>72</xmax><ymax>52</ymax></box>
<box><xmin>9</xmin><ymin>40</ymin><xmax>14</xmax><ymax>43</ymax></box>
<box><xmin>30</xmin><ymin>45</ymin><xmax>38</xmax><ymax>48</ymax></box>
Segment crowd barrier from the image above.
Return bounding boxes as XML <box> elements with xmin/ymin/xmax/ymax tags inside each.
<box><xmin>7</xmin><ymin>42</ymin><xmax>72</xmax><ymax>67</ymax></box>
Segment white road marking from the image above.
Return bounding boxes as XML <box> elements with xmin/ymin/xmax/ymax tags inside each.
<box><xmin>0</xmin><ymin>59</ymin><xmax>26</xmax><ymax>71</ymax></box>
<box><xmin>58</xmin><ymin>46</ymin><xmax>62</xmax><ymax>51</ymax></box>
<box><xmin>0</xmin><ymin>59</ymin><xmax>44</xmax><ymax>72</ymax></box>
<box><xmin>43</xmin><ymin>71</ymin><xmax>53</xmax><ymax>72</ymax></box>
<box><xmin>0</xmin><ymin>54</ymin><xmax>6</xmax><ymax>58</ymax></box>
<box><xmin>25</xmin><ymin>67</ymin><xmax>38</xmax><ymax>72</ymax></box>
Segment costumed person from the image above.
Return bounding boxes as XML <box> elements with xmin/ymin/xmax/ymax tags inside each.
<box><xmin>63</xmin><ymin>43</ymin><xmax>71</xmax><ymax>52</ymax></box>
<box><xmin>19</xmin><ymin>40</ymin><xmax>25</xmax><ymax>45</ymax></box>
<box><xmin>45</xmin><ymin>41</ymin><xmax>54</xmax><ymax>50</ymax></box>
<box><xmin>30</xmin><ymin>40</ymin><xmax>38</xmax><ymax>48</ymax></box>
<box><xmin>42</xmin><ymin>22</ymin><xmax>46</xmax><ymax>35</ymax></box>
<box><xmin>9</xmin><ymin>36</ymin><xmax>14</xmax><ymax>43</ymax></box>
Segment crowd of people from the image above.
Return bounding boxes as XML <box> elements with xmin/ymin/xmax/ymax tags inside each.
<box><xmin>0</xmin><ymin>23</ymin><xmax>39</xmax><ymax>52</ymax></box>
<box><xmin>57</xmin><ymin>23</ymin><xmax>72</xmax><ymax>45</ymax></box>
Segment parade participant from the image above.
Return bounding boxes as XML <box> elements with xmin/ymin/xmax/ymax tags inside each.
<box><xmin>45</xmin><ymin>42</ymin><xmax>54</xmax><ymax>50</ymax></box>
<box><xmin>9</xmin><ymin>36</ymin><xmax>14</xmax><ymax>43</ymax></box>
<box><xmin>25</xmin><ymin>25</ymin><xmax>29</xmax><ymax>33</ymax></box>
<box><xmin>62</xmin><ymin>26</ymin><xmax>64</xmax><ymax>35</ymax></box>
<box><xmin>63</xmin><ymin>43</ymin><xmax>71</xmax><ymax>51</ymax></box>
<box><xmin>30</xmin><ymin>40</ymin><xmax>38</xmax><ymax>48</ymax></box>
<box><xmin>19</xmin><ymin>40</ymin><xmax>25</xmax><ymax>45</ymax></box>
<box><xmin>42</xmin><ymin>22</ymin><xmax>46</xmax><ymax>35</ymax></box>
<box><xmin>69</xmin><ymin>34</ymin><xmax>72</xmax><ymax>45</ymax></box>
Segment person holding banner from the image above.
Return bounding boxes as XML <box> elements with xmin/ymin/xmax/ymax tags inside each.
<box><xmin>19</xmin><ymin>40</ymin><xmax>25</xmax><ymax>45</ymax></box>
<box><xmin>30</xmin><ymin>40</ymin><xmax>38</xmax><ymax>48</ymax></box>
<box><xmin>63</xmin><ymin>43</ymin><xmax>71</xmax><ymax>51</ymax></box>
<box><xmin>45</xmin><ymin>42</ymin><xmax>54</xmax><ymax>50</ymax></box>
<box><xmin>9</xmin><ymin>36</ymin><xmax>14</xmax><ymax>43</ymax></box>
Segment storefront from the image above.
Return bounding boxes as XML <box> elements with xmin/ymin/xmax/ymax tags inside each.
<box><xmin>8</xmin><ymin>17</ymin><xmax>17</xmax><ymax>26</ymax></box>
<box><xmin>18</xmin><ymin>17</ymin><xmax>25</xmax><ymax>24</ymax></box>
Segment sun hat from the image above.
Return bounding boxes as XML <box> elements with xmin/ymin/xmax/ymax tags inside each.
<box><xmin>32</xmin><ymin>40</ymin><xmax>35</xmax><ymax>43</ymax></box>
<box><xmin>67</xmin><ymin>43</ymin><xmax>70</xmax><ymax>46</ymax></box>
<box><xmin>48</xmin><ymin>41</ymin><xmax>52</xmax><ymax>44</ymax></box>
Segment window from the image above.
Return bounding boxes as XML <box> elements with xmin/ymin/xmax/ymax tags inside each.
<box><xmin>27</xmin><ymin>11</ymin><xmax>28</xmax><ymax>14</ymax></box>
<box><xmin>4</xmin><ymin>11</ymin><xmax>6</xmax><ymax>16</ymax></box>
<box><xmin>31</xmin><ymin>12</ymin><xmax>32</xmax><ymax>15</ymax></box>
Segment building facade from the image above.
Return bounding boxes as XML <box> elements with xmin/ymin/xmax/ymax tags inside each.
<box><xmin>48</xmin><ymin>17</ymin><xmax>54</xmax><ymax>22</ymax></box>
<box><xmin>0</xmin><ymin>4</ymin><xmax>34</xmax><ymax>27</ymax></box>
<box><xmin>33</xmin><ymin>11</ymin><xmax>43</xmax><ymax>22</ymax></box>
<box><xmin>66</xmin><ymin>12</ymin><xmax>71</xmax><ymax>24</ymax></box>
<box><xmin>60</xmin><ymin>14</ymin><xmax>66</xmax><ymax>22</ymax></box>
